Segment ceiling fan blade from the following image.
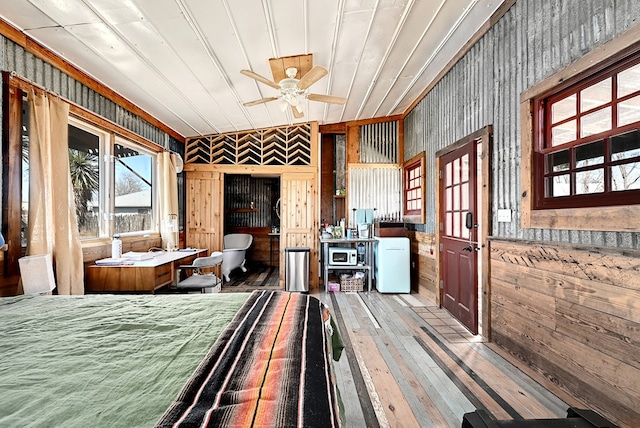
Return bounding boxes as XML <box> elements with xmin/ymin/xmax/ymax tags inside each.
<box><xmin>240</xmin><ymin>69</ymin><xmax>281</xmax><ymax>89</ymax></box>
<box><xmin>307</xmin><ymin>93</ymin><xmax>347</xmax><ymax>105</ymax></box>
<box><xmin>291</xmin><ymin>105</ymin><xmax>304</xmax><ymax>118</ymax></box>
<box><xmin>296</xmin><ymin>65</ymin><xmax>328</xmax><ymax>90</ymax></box>
<box><xmin>243</xmin><ymin>97</ymin><xmax>279</xmax><ymax>107</ymax></box>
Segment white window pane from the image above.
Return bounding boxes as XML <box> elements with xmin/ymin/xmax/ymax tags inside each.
<box><xmin>546</xmin><ymin>175</ymin><xmax>570</xmax><ymax>197</ymax></box>
<box><xmin>461</xmin><ymin>221</ymin><xmax>469</xmax><ymax>239</ymax></box>
<box><xmin>461</xmin><ymin>183</ymin><xmax>469</xmax><ymax>210</ymax></box>
<box><xmin>114</xmin><ymin>144</ymin><xmax>154</xmax><ymax>235</ymax></box>
<box><xmin>575</xmin><ymin>169</ymin><xmax>604</xmax><ymax>194</ymax></box>
<box><xmin>453</xmin><ymin>184</ymin><xmax>460</xmax><ymax>210</ymax></box>
<box><xmin>69</xmin><ymin>125</ymin><xmax>101</xmax><ymax>240</ymax></box>
<box><xmin>618</xmin><ymin>63</ymin><xmax>640</xmax><ymax>98</ymax></box>
<box><xmin>546</xmin><ymin>150</ymin><xmax>570</xmax><ymax>173</ymax></box>
<box><xmin>453</xmin><ymin>211</ymin><xmax>460</xmax><ymax>238</ymax></box>
<box><xmin>580</xmin><ymin>78</ymin><xmax>611</xmax><ymax>111</ymax></box>
<box><xmin>551</xmin><ymin>120</ymin><xmax>576</xmax><ymax>146</ymax></box>
<box><xmin>611</xmin><ymin>162</ymin><xmax>640</xmax><ymax>191</ymax></box>
<box><xmin>552</xmin><ymin>95</ymin><xmax>576</xmax><ymax>124</ymax></box>
<box><xmin>618</xmin><ymin>95</ymin><xmax>640</xmax><ymax>127</ymax></box>
<box><xmin>611</xmin><ymin>130</ymin><xmax>640</xmax><ymax>161</ymax></box>
<box><xmin>461</xmin><ymin>154</ymin><xmax>469</xmax><ymax>182</ymax></box>
<box><xmin>575</xmin><ymin>141</ymin><xmax>604</xmax><ymax>168</ymax></box>
<box><xmin>580</xmin><ymin>107</ymin><xmax>611</xmax><ymax>137</ymax></box>
<box><xmin>453</xmin><ymin>158</ymin><xmax>460</xmax><ymax>185</ymax></box>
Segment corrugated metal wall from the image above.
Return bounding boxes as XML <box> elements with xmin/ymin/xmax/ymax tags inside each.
<box><xmin>224</xmin><ymin>175</ymin><xmax>280</xmax><ymax>229</ymax></box>
<box><xmin>359</xmin><ymin>121</ymin><xmax>398</xmax><ymax>163</ymax></box>
<box><xmin>404</xmin><ymin>0</ymin><xmax>640</xmax><ymax>249</ymax></box>
<box><xmin>348</xmin><ymin>166</ymin><xmax>402</xmax><ymax>222</ymax></box>
<box><xmin>1</xmin><ymin>38</ymin><xmax>176</xmax><ymax>150</ymax></box>
<box><xmin>0</xmin><ymin>35</ymin><xmax>186</xmax><ymax>224</ymax></box>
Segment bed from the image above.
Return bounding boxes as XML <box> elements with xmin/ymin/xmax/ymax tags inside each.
<box><xmin>0</xmin><ymin>290</ymin><xmax>343</xmax><ymax>427</ymax></box>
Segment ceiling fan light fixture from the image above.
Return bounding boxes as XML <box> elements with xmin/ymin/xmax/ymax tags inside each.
<box><xmin>279</xmin><ymin>99</ymin><xmax>289</xmax><ymax>112</ymax></box>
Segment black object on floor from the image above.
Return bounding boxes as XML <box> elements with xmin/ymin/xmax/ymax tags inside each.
<box><xmin>461</xmin><ymin>407</ymin><xmax>618</xmax><ymax>428</ymax></box>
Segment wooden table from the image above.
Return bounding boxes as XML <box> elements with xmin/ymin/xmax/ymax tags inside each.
<box><xmin>85</xmin><ymin>249</ymin><xmax>208</xmax><ymax>293</ymax></box>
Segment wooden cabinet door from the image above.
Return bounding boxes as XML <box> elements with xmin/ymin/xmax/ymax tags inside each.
<box><xmin>280</xmin><ymin>172</ymin><xmax>318</xmax><ymax>289</ymax></box>
<box><xmin>185</xmin><ymin>171</ymin><xmax>223</xmax><ymax>254</ymax></box>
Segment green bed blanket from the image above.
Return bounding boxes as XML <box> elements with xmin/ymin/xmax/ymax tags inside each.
<box><xmin>0</xmin><ymin>293</ymin><xmax>250</xmax><ymax>428</ymax></box>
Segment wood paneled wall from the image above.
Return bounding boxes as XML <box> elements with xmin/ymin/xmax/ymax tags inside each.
<box><xmin>490</xmin><ymin>239</ymin><xmax>640</xmax><ymax>427</ymax></box>
<box><xmin>409</xmin><ymin>231</ymin><xmax>438</xmax><ymax>303</ymax></box>
<box><xmin>184</xmin><ymin>122</ymin><xmax>319</xmax><ymax>289</ymax></box>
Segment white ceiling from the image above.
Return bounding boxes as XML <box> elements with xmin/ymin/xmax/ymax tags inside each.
<box><xmin>0</xmin><ymin>0</ymin><xmax>505</xmax><ymax>138</ymax></box>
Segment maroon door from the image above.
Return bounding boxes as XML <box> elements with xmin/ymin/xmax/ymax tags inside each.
<box><xmin>439</xmin><ymin>141</ymin><xmax>478</xmax><ymax>334</ymax></box>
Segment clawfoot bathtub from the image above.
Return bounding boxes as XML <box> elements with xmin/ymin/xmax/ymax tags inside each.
<box><xmin>222</xmin><ymin>233</ymin><xmax>253</xmax><ymax>281</ymax></box>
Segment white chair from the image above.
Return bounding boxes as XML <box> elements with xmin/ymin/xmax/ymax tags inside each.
<box><xmin>222</xmin><ymin>234</ymin><xmax>253</xmax><ymax>281</ymax></box>
<box><xmin>175</xmin><ymin>251</ymin><xmax>223</xmax><ymax>293</ymax></box>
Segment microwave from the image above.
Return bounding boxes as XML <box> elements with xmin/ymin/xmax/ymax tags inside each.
<box><xmin>329</xmin><ymin>247</ymin><xmax>358</xmax><ymax>265</ymax></box>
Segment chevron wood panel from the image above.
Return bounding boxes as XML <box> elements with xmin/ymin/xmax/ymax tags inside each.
<box><xmin>185</xmin><ymin>123</ymin><xmax>312</xmax><ymax>166</ymax></box>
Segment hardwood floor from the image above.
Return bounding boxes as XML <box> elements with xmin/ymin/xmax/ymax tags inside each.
<box><xmin>223</xmin><ymin>268</ymin><xmax>588</xmax><ymax>427</ymax></box>
<box><xmin>220</xmin><ymin>262</ymin><xmax>280</xmax><ymax>291</ymax></box>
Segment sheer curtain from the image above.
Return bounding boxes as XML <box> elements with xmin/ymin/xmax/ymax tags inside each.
<box><xmin>158</xmin><ymin>152</ymin><xmax>179</xmax><ymax>250</ymax></box>
<box><xmin>27</xmin><ymin>90</ymin><xmax>84</xmax><ymax>295</ymax></box>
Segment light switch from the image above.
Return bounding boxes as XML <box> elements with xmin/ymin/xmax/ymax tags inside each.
<box><xmin>497</xmin><ymin>209</ymin><xmax>512</xmax><ymax>222</ymax></box>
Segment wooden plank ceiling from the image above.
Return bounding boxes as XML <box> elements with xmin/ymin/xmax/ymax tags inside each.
<box><xmin>0</xmin><ymin>0</ymin><xmax>507</xmax><ymax>137</ymax></box>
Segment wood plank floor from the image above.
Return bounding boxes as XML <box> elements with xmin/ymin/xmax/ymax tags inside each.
<box><xmin>221</xmin><ymin>268</ymin><xmax>587</xmax><ymax>427</ymax></box>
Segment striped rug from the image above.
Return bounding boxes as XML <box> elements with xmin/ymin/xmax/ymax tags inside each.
<box><xmin>157</xmin><ymin>290</ymin><xmax>342</xmax><ymax>427</ymax></box>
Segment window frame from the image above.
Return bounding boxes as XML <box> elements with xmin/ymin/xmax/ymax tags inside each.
<box><xmin>68</xmin><ymin>117</ymin><xmax>110</xmax><ymax>239</ymax></box>
<box><xmin>66</xmin><ymin>117</ymin><xmax>159</xmax><ymax>241</ymax></box>
<box><xmin>403</xmin><ymin>152</ymin><xmax>426</xmax><ymax>223</ymax></box>
<box><xmin>520</xmin><ymin>25</ymin><xmax>640</xmax><ymax>232</ymax></box>
<box><xmin>533</xmin><ymin>54</ymin><xmax>640</xmax><ymax>210</ymax></box>
<box><xmin>112</xmin><ymin>135</ymin><xmax>158</xmax><ymax>237</ymax></box>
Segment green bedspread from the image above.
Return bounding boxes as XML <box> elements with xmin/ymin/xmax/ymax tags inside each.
<box><xmin>0</xmin><ymin>293</ymin><xmax>250</xmax><ymax>428</ymax></box>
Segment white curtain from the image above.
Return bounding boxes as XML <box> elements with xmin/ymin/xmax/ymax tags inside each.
<box><xmin>158</xmin><ymin>152</ymin><xmax>179</xmax><ymax>250</ymax></box>
<box><xmin>27</xmin><ymin>90</ymin><xmax>84</xmax><ymax>295</ymax></box>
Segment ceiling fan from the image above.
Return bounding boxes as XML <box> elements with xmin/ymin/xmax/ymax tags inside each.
<box><xmin>241</xmin><ymin>65</ymin><xmax>347</xmax><ymax>118</ymax></box>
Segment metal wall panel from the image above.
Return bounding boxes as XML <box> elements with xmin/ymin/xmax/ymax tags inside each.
<box><xmin>2</xmin><ymin>38</ymin><xmax>174</xmax><ymax>149</ymax></box>
<box><xmin>404</xmin><ymin>0</ymin><xmax>640</xmax><ymax>249</ymax></box>
<box><xmin>348</xmin><ymin>166</ymin><xmax>402</xmax><ymax>223</ymax></box>
<box><xmin>359</xmin><ymin>121</ymin><xmax>398</xmax><ymax>163</ymax></box>
<box><xmin>224</xmin><ymin>175</ymin><xmax>280</xmax><ymax>229</ymax></box>
<box><xmin>0</xmin><ymin>36</ymin><xmax>183</xmax><ymax>227</ymax></box>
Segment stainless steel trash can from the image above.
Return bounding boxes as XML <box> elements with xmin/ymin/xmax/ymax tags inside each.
<box><xmin>285</xmin><ymin>247</ymin><xmax>310</xmax><ymax>292</ymax></box>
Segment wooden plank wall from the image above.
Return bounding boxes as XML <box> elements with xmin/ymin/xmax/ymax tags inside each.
<box><xmin>490</xmin><ymin>239</ymin><xmax>640</xmax><ymax>427</ymax></box>
<box><xmin>409</xmin><ymin>231</ymin><xmax>438</xmax><ymax>304</ymax></box>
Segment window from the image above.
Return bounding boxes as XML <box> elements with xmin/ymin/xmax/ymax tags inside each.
<box><xmin>68</xmin><ymin>118</ymin><xmax>157</xmax><ymax>239</ymax></box>
<box><xmin>403</xmin><ymin>152</ymin><xmax>425</xmax><ymax>221</ymax></box>
<box><xmin>21</xmin><ymin>113</ymin><xmax>157</xmax><ymax>242</ymax></box>
<box><xmin>112</xmin><ymin>138</ymin><xmax>155</xmax><ymax>235</ymax></box>
<box><xmin>68</xmin><ymin>121</ymin><xmax>104</xmax><ymax>239</ymax></box>
<box><xmin>534</xmin><ymin>56</ymin><xmax>640</xmax><ymax>209</ymax></box>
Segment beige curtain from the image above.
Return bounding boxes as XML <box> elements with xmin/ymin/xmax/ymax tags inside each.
<box><xmin>158</xmin><ymin>152</ymin><xmax>179</xmax><ymax>250</ymax></box>
<box><xmin>27</xmin><ymin>90</ymin><xmax>84</xmax><ymax>295</ymax></box>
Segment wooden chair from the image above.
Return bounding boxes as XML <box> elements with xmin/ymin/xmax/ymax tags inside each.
<box><xmin>175</xmin><ymin>252</ymin><xmax>223</xmax><ymax>293</ymax></box>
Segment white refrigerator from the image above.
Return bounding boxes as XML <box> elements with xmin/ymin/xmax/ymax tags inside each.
<box><xmin>374</xmin><ymin>237</ymin><xmax>410</xmax><ymax>293</ymax></box>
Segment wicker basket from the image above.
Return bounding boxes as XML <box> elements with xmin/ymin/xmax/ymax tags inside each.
<box><xmin>340</xmin><ymin>275</ymin><xmax>364</xmax><ymax>292</ymax></box>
